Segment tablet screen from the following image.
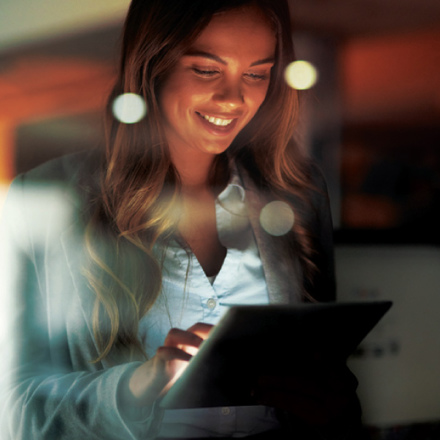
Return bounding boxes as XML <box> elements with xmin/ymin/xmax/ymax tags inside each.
<box><xmin>160</xmin><ymin>301</ymin><xmax>392</xmax><ymax>409</ymax></box>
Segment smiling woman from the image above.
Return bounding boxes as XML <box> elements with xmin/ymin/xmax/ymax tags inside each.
<box><xmin>0</xmin><ymin>1</ymin><xmax>364</xmax><ymax>439</ymax></box>
<box><xmin>160</xmin><ymin>6</ymin><xmax>275</xmax><ymax>159</ymax></box>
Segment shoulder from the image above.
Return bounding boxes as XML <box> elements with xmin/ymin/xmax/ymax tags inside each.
<box><xmin>300</xmin><ymin>160</ymin><xmax>333</xmax><ymax>236</ymax></box>
<box><xmin>309</xmin><ymin>162</ymin><xmax>328</xmax><ymax>191</ymax></box>
<box><xmin>306</xmin><ymin>162</ymin><xmax>333</xmax><ymax>225</ymax></box>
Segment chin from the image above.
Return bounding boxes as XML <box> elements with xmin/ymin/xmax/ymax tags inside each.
<box><xmin>204</xmin><ymin>143</ymin><xmax>232</xmax><ymax>156</ymax></box>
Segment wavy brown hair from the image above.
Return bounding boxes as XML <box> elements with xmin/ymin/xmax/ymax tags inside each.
<box><xmin>84</xmin><ymin>0</ymin><xmax>319</xmax><ymax>363</ymax></box>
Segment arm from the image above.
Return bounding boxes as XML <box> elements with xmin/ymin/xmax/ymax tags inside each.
<box><xmin>306</xmin><ymin>164</ymin><xmax>337</xmax><ymax>302</ymax></box>
<box><xmin>0</xmin><ymin>174</ymin><xmax>210</xmax><ymax>440</ymax></box>
<box><xmin>0</xmin><ymin>175</ymin><xmax>154</xmax><ymax>440</ymax></box>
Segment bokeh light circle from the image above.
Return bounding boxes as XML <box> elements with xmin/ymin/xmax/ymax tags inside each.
<box><xmin>284</xmin><ymin>60</ymin><xmax>318</xmax><ymax>90</ymax></box>
<box><xmin>112</xmin><ymin>93</ymin><xmax>147</xmax><ymax>124</ymax></box>
<box><xmin>260</xmin><ymin>201</ymin><xmax>295</xmax><ymax>237</ymax></box>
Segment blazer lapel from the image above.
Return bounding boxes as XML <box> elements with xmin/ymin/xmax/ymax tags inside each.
<box><xmin>240</xmin><ymin>169</ymin><xmax>303</xmax><ymax>305</ymax></box>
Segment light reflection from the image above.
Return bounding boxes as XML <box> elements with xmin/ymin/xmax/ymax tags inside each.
<box><xmin>112</xmin><ymin>93</ymin><xmax>147</xmax><ymax>124</ymax></box>
<box><xmin>162</xmin><ymin>324</ymin><xmax>212</xmax><ymax>395</ymax></box>
<box><xmin>0</xmin><ymin>183</ymin><xmax>75</xmax><ymax>421</ymax></box>
<box><xmin>260</xmin><ymin>201</ymin><xmax>295</xmax><ymax>236</ymax></box>
<box><xmin>284</xmin><ymin>60</ymin><xmax>318</xmax><ymax>90</ymax></box>
<box><xmin>161</xmin><ymin>344</ymin><xmax>197</xmax><ymax>395</ymax></box>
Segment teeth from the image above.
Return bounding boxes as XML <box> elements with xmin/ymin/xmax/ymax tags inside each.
<box><xmin>202</xmin><ymin>114</ymin><xmax>233</xmax><ymax>126</ymax></box>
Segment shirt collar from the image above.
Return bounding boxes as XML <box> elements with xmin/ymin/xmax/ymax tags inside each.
<box><xmin>220</xmin><ymin>162</ymin><xmax>245</xmax><ymax>203</ymax></box>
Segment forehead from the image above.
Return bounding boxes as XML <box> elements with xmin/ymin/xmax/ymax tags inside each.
<box><xmin>189</xmin><ymin>6</ymin><xmax>276</xmax><ymax>59</ymax></box>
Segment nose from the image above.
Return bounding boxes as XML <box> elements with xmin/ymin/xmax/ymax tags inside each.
<box><xmin>212</xmin><ymin>79</ymin><xmax>244</xmax><ymax>109</ymax></box>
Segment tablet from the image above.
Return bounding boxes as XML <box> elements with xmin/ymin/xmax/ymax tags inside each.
<box><xmin>159</xmin><ymin>301</ymin><xmax>392</xmax><ymax>409</ymax></box>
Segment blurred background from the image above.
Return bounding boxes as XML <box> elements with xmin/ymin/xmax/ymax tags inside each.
<box><xmin>0</xmin><ymin>0</ymin><xmax>439</xmax><ymax>438</ymax></box>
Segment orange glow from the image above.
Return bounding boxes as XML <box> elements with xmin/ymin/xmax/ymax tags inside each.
<box><xmin>342</xmin><ymin>28</ymin><xmax>440</xmax><ymax>121</ymax></box>
<box><xmin>0</xmin><ymin>121</ymin><xmax>15</xmax><ymax>183</ymax></box>
<box><xmin>0</xmin><ymin>57</ymin><xmax>115</xmax><ymax>123</ymax></box>
<box><xmin>0</xmin><ymin>55</ymin><xmax>115</xmax><ymax>189</ymax></box>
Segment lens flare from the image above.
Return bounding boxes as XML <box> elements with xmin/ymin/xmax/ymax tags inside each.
<box><xmin>284</xmin><ymin>60</ymin><xmax>318</xmax><ymax>90</ymax></box>
<box><xmin>112</xmin><ymin>93</ymin><xmax>147</xmax><ymax>124</ymax></box>
<box><xmin>260</xmin><ymin>201</ymin><xmax>295</xmax><ymax>237</ymax></box>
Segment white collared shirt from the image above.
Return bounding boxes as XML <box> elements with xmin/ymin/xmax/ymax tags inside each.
<box><xmin>138</xmin><ymin>172</ymin><xmax>280</xmax><ymax>438</ymax></box>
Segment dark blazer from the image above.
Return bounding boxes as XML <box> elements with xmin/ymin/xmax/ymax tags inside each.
<box><xmin>0</xmin><ymin>151</ymin><xmax>337</xmax><ymax>440</ymax></box>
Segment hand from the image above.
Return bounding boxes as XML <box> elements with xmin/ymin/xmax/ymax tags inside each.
<box><xmin>252</xmin><ymin>361</ymin><xmax>359</xmax><ymax>426</ymax></box>
<box><xmin>128</xmin><ymin>322</ymin><xmax>213</xmax><ymax>406</ymax></box>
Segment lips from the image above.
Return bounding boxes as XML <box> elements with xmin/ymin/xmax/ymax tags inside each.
<box><xmin>195</xmin><ymin>111</ymin><xmax>239</xmax><ymax>135</ymax></box>
<box><xmin>199</xmin><ymin>113</ymin><xmax>234</xmax><ymax>126</ymax></box>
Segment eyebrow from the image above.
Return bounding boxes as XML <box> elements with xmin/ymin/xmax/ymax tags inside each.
<box><xmin>184</xmin><ymin>50</ymin><xmax>275</xmax><ymax>67</ymax></box>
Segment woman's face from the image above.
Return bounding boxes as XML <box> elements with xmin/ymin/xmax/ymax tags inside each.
<box><xmin>159</xmin><ymin>6</ymin><xmax>276</xmax><ymax>160</ymax></box>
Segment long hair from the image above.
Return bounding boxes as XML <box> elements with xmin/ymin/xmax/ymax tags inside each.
<box><xmin>84</xmin><ymin>0</ymin><xmax>317</xmax><ymax>363</ymax></box>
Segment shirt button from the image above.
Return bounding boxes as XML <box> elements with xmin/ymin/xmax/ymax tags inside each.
<box><xmin>207</xmin><ymin>298</ymin><xmax>217</xmax><ymax>309</ymax></box>
<box><xmin>221</xmin><ymin>407</ymin><xmax>231</xmax><ymax>416</ymax></box>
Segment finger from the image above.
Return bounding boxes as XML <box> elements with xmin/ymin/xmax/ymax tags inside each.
<box><xmin>164</xmin><ymin>328</ymin><xmax>204</xmax><ymax>349</ymax></box>
<box><xmin>187</xmin><ymin>322</ymin><xmax>214</xmax><ymax>340</ymax></box>
<box><xmin>156</xmin><ymin>346</ymin><xmax>193</xmax><ymax>363</ymax></box>
<box><xmin>152</xmin><ymin>348</ymin><xmax>193</xmax><ymax>398</ymax></box>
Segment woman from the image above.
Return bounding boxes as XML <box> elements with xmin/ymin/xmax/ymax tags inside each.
<box><xmin>0</xmin><ymin>0</ymin><xmax>363</xmax><ymax>439</ymax></box>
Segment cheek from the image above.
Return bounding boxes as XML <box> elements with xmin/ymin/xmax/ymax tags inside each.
<box><xmin>161</xmin><ymin>81</ymin><xmax>209</xmax><ymax>118</ymax></box>
<box><xmin>248</xmin><ymin>85</ymin><xmax>270</xmax><ymax>117</ymax></box>
<box><xmin>159</xmin><ymin>73</ymin><xmax>190</xmax><ymax>114</ymax></box>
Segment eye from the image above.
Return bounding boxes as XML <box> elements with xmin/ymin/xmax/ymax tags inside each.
<box><xmin>192</xmin><ymin>68</ymin><xmax>220</xmax><ymax>78</ymax></box>
<box><xmin>244</xmin><ymin>72</ymin><xmax>270</xmax><ymax>82</ymax></box>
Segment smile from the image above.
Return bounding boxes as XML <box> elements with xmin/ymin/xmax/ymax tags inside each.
<box><xmin>197</xmin><ymin>112</ymin><xmax>234</xmax><ymax>127</ymax></box>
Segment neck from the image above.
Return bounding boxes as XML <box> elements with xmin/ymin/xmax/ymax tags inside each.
<box><xmin>170</xmin><ymin>150</ymin><xmax>216</xmax><ymax>192</ymax></box>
